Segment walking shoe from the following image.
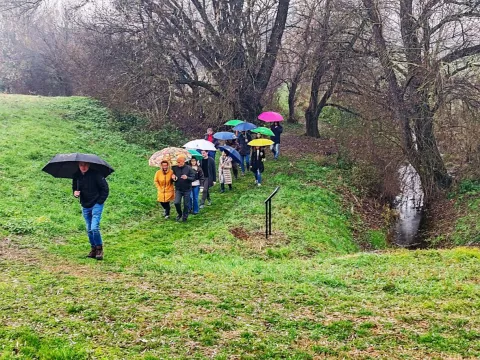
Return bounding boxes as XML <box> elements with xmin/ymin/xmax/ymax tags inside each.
<box><xmin>176</xmin><ymin>215</ymin><xmax>182</xmax><ymax>222</ymax></box>
<box><xmin>199</xmin><ymin>205</ymin><xmax>205</xmax><ymax>209</ymax></box>
<box><xmin>257</xmin><ymin>183</ymin><xmax>262</xmax><ymax>187</ymax></box>
<box><xmin>254</xmin><ymin>180</ymin><xmax>258</xmax><ymax>184</ymax></box>
<box><xmin>86</xmin><ymin>247</ymin><xmax>96</xmax><ymax>259</ymax></box>
<box><xmin>95</xmin><ymin>245</ymin><xmax>104</xmax><ymax>260</ymax></box>
<box><xmin>241</xmin><ymin>172</ymin><xmax>245</xmax><ymax>176</ymax></box>
<box><xmin>164</xmin><ymin>215</ymin><xmax>170</xmax><ymax>219</ymax></box>
<box><xmin>220</xmin><ymin>189</ymin><xmax>225</xmax><ymax>193</ymax></box>
<box><xmin>207</xmin><ymin>200</ymin><xmax>212</xmax><ymax>206</ymax></box>
<box><xmin>182</xmin><ymin>217</ymin><xmax>188</xmax><ymax>222</ymax></box>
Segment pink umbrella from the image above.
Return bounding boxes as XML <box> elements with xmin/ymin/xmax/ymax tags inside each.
<box><xmin>258</xmin><ymin>111</ymin><xmax>284</xmax><ymax>122</ymax></box>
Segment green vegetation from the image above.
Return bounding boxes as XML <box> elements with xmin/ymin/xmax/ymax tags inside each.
<box><xmin>447</xmin><ymin>179</ymin><xmax>480</xmax><ymax>246</ymax></box>
<box><xmin>0</xmin><ymin>95</ymin><xmax>479</xmax><ymax>359</ymax></box>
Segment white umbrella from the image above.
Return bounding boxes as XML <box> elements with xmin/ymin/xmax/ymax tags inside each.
<box><xmin>183</xmin><ymin>139</ymin><xmax>217</xmax><ymax>151</ymax></box>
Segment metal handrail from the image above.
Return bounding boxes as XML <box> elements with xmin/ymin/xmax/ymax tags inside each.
<box><xmin>265</xmin><ymin>186</ymin><xmax>280</xmax><ymax>239</ymax></box>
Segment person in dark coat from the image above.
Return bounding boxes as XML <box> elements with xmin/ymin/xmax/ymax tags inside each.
<box><xmin>172</xmin><ymin>155</ymin><xmax>195</xmax><ymax>222</ymax></box>
<box><xmin>199</xmin><ymin>150</ymin><xmax>216</xmax><ymax>208</ymax></box>
<box><xmin>237</xmin><ymin>131</ymin><xmax>252</xmax><ymax>175</ymax></box>
<box><xmin>204</xmin><ymin>127</ymin><xmax>219</xmax><ymax>159</ymax></box>
<box><xmin>270</xmin><ymin>122</ymin><xmax>283</xmax><ymax>160</ymax></box>
<box><xmin>72</xmin><ymin>161</ymin><xmax>109</xmax><ymax>260</ymax></box>
<box><xmin>250</xmin><ymin>146</ymin><xmax>265</xmax><ymax>186</ymax></box>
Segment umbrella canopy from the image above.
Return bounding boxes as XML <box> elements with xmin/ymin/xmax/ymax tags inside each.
<box><xmin>224</xmin><ymin>119</ymin><xmax>244</xmax><ymax>126</ymax></box>
<box><xmin>149</xmin><ymin>147</ymin><xmax>191</xmax><ymax>167</ymax></box>
<box><xmin>258</xmin><ymin>111</ymin><xmax>284</xmax><ymax>122</ymax></box>
<box><xmin>233</xmin><ymin>122</ymin><xmax>257</xmax><ymax>132</ymax></box>
<box><xmin>183</xmin><ymin>139</ymin><xmax>217</xmax><ymax>151</ymax></box>
<box><xmin>248</xmin><ymin>139</ymin><xmax>274</xmax><ymax>147</ymax></box>
<box><xmin>213</xmin><ymin>131</ymin><xmax>237</xmax><ymax>140</ymax></box>
<box><xmin>188</xmin><ymin>149</ymin><xmax>203</xmax><ymax>160</ymax></box>
<box><xmin>42</xmin><ymin>153</ymin><xmax>114</xmax><ymax>179</ymax></box>
<box><xmin>251</xmin><ymin>127</ymin><xmax>275</xmax><ymax>137</ymax></box>
<box><xmin>218</xmin><ymin>145</ymin><xmax>242</xmax><ymax>164</ymax></box>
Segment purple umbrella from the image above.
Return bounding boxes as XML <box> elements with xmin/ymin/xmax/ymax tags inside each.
<box><xmin>258</xmin><ymin>111</ymin><xmax>284</xmax><ymax>122</ymax></box>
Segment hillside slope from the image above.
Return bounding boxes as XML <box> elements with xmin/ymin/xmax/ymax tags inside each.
<box><xmin>0</xmin><ymin>95</ymin><xmax>479</xmax><ymax>359</ymax></box>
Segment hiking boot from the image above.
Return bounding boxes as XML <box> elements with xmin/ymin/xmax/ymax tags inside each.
<box><xmin>86</xmin><ymin>247</ymin><xmax>96</xmax><ymax>259</ymax></box>
<box><xmin>95</xmin><ymin>246</ymin><xmax>104</xmax><ymax>260</ymax></box>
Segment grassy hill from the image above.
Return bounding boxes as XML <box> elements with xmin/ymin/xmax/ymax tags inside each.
<box><xmin>0</xmin><ymin>94</ymin><xmax>479</xmax><ymax>359</ymax></box>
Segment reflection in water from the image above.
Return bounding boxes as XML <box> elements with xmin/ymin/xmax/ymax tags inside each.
<box><xmin>394</xmin><ymin>164</ymin><xmax>425</xmax><ymax>248</ymax></box>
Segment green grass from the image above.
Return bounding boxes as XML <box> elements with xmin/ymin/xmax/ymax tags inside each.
<box><xmin>1</xmin><ymin>94</ymin><xmax>479</xmax><ymax>359</ymax></box>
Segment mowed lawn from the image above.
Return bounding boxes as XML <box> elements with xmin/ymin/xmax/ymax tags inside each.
<box><xmin>0</xmin><ymin>94</ymin><xmax>479</xmax><ymax>359</ymax></box>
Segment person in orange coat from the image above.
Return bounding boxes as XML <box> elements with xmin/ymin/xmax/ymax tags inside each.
<box><xmin>154</xmin><ymin>160</ymin><xmax>175</xmax><ymax>219</ymax></box>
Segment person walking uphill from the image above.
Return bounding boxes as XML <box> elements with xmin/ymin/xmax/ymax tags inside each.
<box><xmin>154</xmin><ymin>160</ymin><xmax>175</xmax><ymax>219</ymax></box>
<box><xmin>200</xmin><ymin>150</ymin><xmax>216</xmax><ymax>208</ymax></box>
<box><xmin>172</xmin><ymin>155</ymin><xmax>195</xmax><ymax>222</ymax></box>
<box><xmin>73</xmin><ymin>161</ymin><xmax>109</xmax><ymax>260</ymax></box>
<box><xmin>270</xmin><ymin>122</ymin><xmax>283</xmax><ymax>160</ymax></box>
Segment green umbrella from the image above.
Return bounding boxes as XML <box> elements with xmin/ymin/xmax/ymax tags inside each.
<box><xmin>188</xmin><ymin>149</ymin><xmax>203</xmax><ymax>160</ymax></box>
<box><xmin>251</xmin><ymin>127</ymin><xmax>275</xmax><ymax>137</ymax></box>
<box><xmin>224</xmin><ymin>119</ymin><xmax>243</xmax><ymax>126</ymax></box>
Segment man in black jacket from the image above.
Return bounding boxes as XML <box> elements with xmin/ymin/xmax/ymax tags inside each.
<box><xmin>237</xmin><ymin>131</ymin><xmax>252</xmax><ymax>175</ymax></box>
<box><xmin>72</xmin><ymin>161</ymin><xmax>109</xmax><ymax>260</ymax></box>
<box><xmin>199</xmin><ymin>150</ymin><xmax>216</xmax><ymax>208</ymax></box>
<box><xmin>270</xmin><ymin>122</ymin><xmax>283</xmax><ymax>160</ymax></box>
<box><xmin>172</xmin><ymin>155</ymin><xmax>195</xmax><ymax>222</ymax></box>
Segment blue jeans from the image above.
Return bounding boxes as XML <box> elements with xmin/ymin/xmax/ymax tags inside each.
<box><xmin>82</xmin><ymin>203</ymin><xmax>104</xmax><ymax>246</ymax></box>
<box><xmin>240</xmin><ymin>154</ymin><xmax>250</xmax><ymax>173</ymax></box>
<box><xmin>255</xmin><ymin>170</ymin><xmax>262</xmax><ymax>184</ymax></box>
<box><xmin>271</xmin><ymin>144</ymin><xmax>280</xmax><ymax>159</ymax></box>
<box><xmin>190</xmin><ymin>186</ymin><xmax>200</xmax><ymax>214</ymax></box>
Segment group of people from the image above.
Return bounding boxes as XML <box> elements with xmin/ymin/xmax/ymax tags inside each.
<box><xmin>72</xmin><ymin>122</ymin><xmax>283</xmax><ymax>259</ymax></box>
<box><xmin>154</xmin><ymin>122</ymin><xmax>283</xmax><ymax>222</ymax></box>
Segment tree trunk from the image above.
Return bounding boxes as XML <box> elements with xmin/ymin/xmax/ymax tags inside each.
<box><xmin>305</xmin><ymin>107</ymin><xmax>320</xmax><ymax>138</ymax></box>
<box><xmin>287</xmin><ymin>81</ymin><xmax>298</xmax><ymax>123</ymax></box>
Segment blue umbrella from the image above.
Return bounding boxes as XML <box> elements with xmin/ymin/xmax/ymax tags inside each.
<box><xmin>213</xmin><ymin>131</ymin><xmax>237</xmax><ymax>140</ymax></box>
<box><xmin>218</xmin><ymin>145</ymin><xmax>242</xmax><ymax>164</ymax></box>
<box><xmin>233</xmin><ymin>122</ymin><xmax>257</xmax><ymax>132</ymax></box>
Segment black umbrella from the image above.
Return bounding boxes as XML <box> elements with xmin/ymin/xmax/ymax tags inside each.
<box><xmin>42</xmin><ymin>153</ymin><xmax>114</xmax><ymax>179</ymax></box>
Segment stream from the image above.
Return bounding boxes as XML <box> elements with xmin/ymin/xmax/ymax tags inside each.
<box><xmin>393</xmin><ymin>164</ymin><xmax>426</xmax><ymax>248</ymax></box>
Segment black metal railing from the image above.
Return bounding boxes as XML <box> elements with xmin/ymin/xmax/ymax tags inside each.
<box><xmin>265</xmin><ymin>186</ymin><xmax>280</xmax><ymax>239</ymax></box>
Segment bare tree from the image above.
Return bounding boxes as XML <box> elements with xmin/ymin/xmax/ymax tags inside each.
<box><xmin>360</xmin><ymin>0</ymin><xmax>480</xmax><ymax>202</ymax></box>
<box><xmin>136</xmin><ymin>0</ymin><xmax>291</xmax><ymax>122</ymax></box>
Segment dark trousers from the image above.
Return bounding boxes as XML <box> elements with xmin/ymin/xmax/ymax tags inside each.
<box><xmin>220</xmin><ymin>183</ymin><xmax>232</xmax><ymax>191</ymax></box>
<box><xmin>159</xmin><ymin>202</ymin><xmax>170</xmax><ymax>216</ymax></box>
<box><xmin>232</xmin><ymin>162</ymin><xmax>239</xmax><ymax>179</ymax></box>
<box><xmin>174</xmin><ymin>189</ymin><xmax>191</xmax><ymax>219</ymax></box>
<box><xmin>201</xmin><ymin>180</ymin><xmax>213</xmax><ymax>204</ymax></box>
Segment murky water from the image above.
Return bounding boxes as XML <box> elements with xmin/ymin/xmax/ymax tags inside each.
<box><xmin>393</xmin><ymin>164</ymin><xmax>426</xmax><ymax>248</ymax></box>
